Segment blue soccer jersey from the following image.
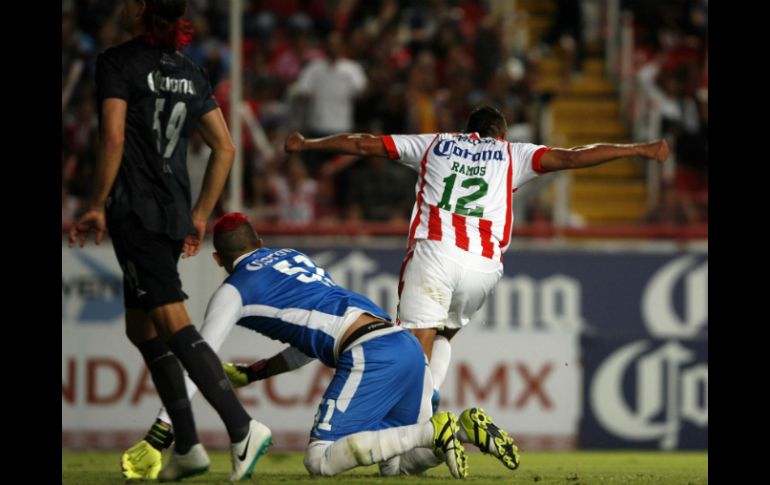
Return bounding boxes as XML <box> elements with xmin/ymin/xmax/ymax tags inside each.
<box><xmin>211</xmin><ymin>247</ymin><xmax>391</xmax><ymax>367</ymax></box>
<box><xmin>173</xmin><ymin>245</ymin><xmax>430</xmax><ymax>443</ymax></box>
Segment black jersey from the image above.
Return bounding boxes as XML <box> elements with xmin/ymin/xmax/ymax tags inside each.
<box><xmin>96</xmin><ymin>37</ymin><xmax>218</xmax><ymax>239</ymax></box>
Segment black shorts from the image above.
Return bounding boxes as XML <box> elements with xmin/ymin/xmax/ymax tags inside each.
<box><xmin>108</xmin><ymin>214</ymin><xmax>188</xmax><ymax>312</ymax></box>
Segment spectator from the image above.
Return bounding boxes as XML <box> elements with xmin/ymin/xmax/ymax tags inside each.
<box><xmin>268</xmin><ymin>156</ymin><xmax>318</xmax><ymax>224</ymax></box>
<box><xmin>293</xmin><ymin>30</ymin><xmax>367</xmax><ymax>176</ymax></box>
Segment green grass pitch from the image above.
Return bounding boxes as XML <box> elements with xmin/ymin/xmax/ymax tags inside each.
<box><xmin>62</xmin><ymin>450</ymin><xmax>707</xmax><ymax>484</ymax></box>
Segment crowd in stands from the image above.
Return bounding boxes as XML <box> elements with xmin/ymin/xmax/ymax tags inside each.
<box><xmin>627</xmin><ymin>0</ymin><xmax>708</xmax><ymax>224</ymax></box>
<box><xmin>62</xmin><ymin>0</ymin><xmax>707</xmax><ymax>229</ymax></box>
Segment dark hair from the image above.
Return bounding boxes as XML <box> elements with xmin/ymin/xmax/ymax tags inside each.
<box><xmin>465</xmin><ymin>105</ymin><xmax>507</xmax><ymax>138</ymax></box>
<box><xmin>142</xmin><ymin>0</ymin><xmax>193</xmax><ymax>51</ymax></box>
<box><xmin>213</xmin><ymin>219</ymin><xmax>261</xmax><ymax>265</ymax></box>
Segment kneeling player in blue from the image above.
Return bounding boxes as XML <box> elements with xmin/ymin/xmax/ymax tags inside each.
<box><xmin>122</xmin><ymin>213</ymin><xmax>474</xmax><ymax>479</ymax></box>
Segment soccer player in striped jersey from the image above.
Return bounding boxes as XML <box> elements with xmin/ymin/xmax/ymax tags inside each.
<box><xmin>284</xmin><ymin>104</ymin><xmax>669</xmax><ymax>469</ymax></box>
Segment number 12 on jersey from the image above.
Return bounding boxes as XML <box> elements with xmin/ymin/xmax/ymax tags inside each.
<box><xmin>437</xmin><ymin>174</ymin><xmax>488</xmax><ymax>217</ymax></box>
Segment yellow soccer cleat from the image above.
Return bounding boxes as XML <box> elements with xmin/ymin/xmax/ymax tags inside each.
<box><xmin>430</xmin><ymin>411</ymin><xmax>468</xmax><ymax>479</ymax></box>
<box><xmin>121</xmin><ymin>439</ymin><xmax>163</xmax><ymax>480</ymax></box>
<box><xmin>459</xmin><ymin>407</ymin><xmax>520</xmax><ymax>470</ymax></box>
<box><xmin>223</xmin><ymin>362</ymin><xmax>251</xmax><ymax>388</ymax></box>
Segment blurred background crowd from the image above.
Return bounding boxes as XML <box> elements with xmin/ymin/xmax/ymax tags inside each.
<box><xmin>62</xmin><ymin>0</ymin><xmax>707</xmax><ymax>231</ymax></box>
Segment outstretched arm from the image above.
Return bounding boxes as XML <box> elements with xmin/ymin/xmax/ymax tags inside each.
<box><xmin>285</xmin><ymin>131</ymin><xmax>389</xmax><ymax>157</ymax></box>
<box><xmin>539</xmin><ymin>139</ymin><xmax>669</xmax><ymax>172</ymax></box>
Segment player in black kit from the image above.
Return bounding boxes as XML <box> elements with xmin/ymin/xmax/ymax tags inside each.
<box><xmin>67</xmin><ymin>1</ymin><xmax>271</xmax><ymax>481</ymax></box>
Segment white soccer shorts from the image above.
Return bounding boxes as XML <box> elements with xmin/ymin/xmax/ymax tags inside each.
<box><xmin>397</xmin><ymin>239</ymin><xmax>503</xmax><ymax>330</ymax></box>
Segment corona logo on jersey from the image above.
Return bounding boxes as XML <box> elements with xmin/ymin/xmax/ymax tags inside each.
<box><xmin>245</xmin><ymin>248</ymin><xmax>293</xmax><ymax>272</ymax></box>
<box><xmin>146</xmin><ymin>71</ymin><xmax>196</xmax><ymax>95</ymax></box>
<box><xmin>433</xmin><ymin>138</ymin><xmax>504</xmax><ymax>162</ymax></box>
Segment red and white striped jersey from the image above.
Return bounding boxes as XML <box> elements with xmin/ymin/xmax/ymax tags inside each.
<box><xmin>382</xmin><ymin>132</ymin><xmax>550</xmax><ymax>260</ymax></box>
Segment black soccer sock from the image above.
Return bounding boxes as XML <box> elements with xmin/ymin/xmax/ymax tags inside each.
<box><xmin>137</xmin><ymin>337</ymin><xmax>199</xmax><ymax>454</ymax></box>
<box><xmin>167</xmin><ymin>326</ymin><xmax>251</xmax><ymax>443</ymax></box>
<box><xmin>144</xmin><ymin>418</ymin><xmax>174</xmax><ymax>451</ymax></box>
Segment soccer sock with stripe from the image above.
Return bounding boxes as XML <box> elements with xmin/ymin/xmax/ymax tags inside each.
<box><xmin>167</xmin><ymin>325</ymin><xmax>251</xmax><ymax>443</ymax></box>
<box><xmin>144</xmin><ymin>418</ymin><xmax>174</xmax><ymax>450</ymax></box>
<box><xmin>137</xmin><ymin>337</ymin><xmax>198</xmax><ymax>454</ymax></box>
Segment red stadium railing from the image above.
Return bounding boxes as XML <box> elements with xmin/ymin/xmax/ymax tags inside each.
<box><xmin>62</xmin><ymin>222</ymin><xmax>708</xmax><ymax>241</ymax></box>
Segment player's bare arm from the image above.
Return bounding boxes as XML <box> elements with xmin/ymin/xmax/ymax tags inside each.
<box><xmin>68</xmin><ymin>97</ymin><xmax>127</xmax><ymax>248</ymax></box>
<box><xmin>285</xmin><ymin>131</ymin><xmax>389</xmax><ymax>158</ymax></box>
<box><xmin>539</xmin><ymin>139</ymin><xmax>669</xmax><ymax>172</ymax></box>
<box><xmin>184</xmin><ymin>107</ymin><xmax>235</xmax><ymax>257</ymax></box>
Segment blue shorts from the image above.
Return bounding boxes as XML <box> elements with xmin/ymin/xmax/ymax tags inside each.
<box><xmin>310</xmin><ymin>330</ymin><xmax>427</xmax><ymax>441</ymax></box>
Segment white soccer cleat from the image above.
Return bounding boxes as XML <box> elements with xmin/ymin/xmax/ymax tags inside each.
<box><xmin>229</xmin><ymin>420</ymin><xmax>273</xmax><ymax>481</ymax></box>
<box><xmin>158</xmin><ymin>443</ymin><xmax>210</xmax><ymax>482</ymax></box>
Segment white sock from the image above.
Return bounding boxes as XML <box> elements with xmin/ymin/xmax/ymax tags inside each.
<box><xmin>157</xmin><ymin>408</ymin><xmax>171</xmax><ymax>426</ymax></box>
<box><xmin>388</xmin><ymin>448</ymin><xmax>444</xmax><ymax>475</ymax></box>
<box><xmin>429</xmin><ymin>336</ymin><xmax>452</xmax><ymax>390</ymax></box>
<box><xmin>304</xmin><ymin>422</ymin><xmax>434</xmax><ymax>476</ymax></box>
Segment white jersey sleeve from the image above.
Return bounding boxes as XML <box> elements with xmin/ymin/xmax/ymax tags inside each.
<box><xmin>381</xmin><ymin>134</ymin><xmax>439</xmax><ymax>171</ymax></box>
<box><xmin>198</xmin><ymin>283</ymin><xmax>243</xmax><ymax>351</ymax></box>
<box><xmin>509</xmin><ymin>142</ymin><xmax>552</xmax><ymax>189</ymax></box>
